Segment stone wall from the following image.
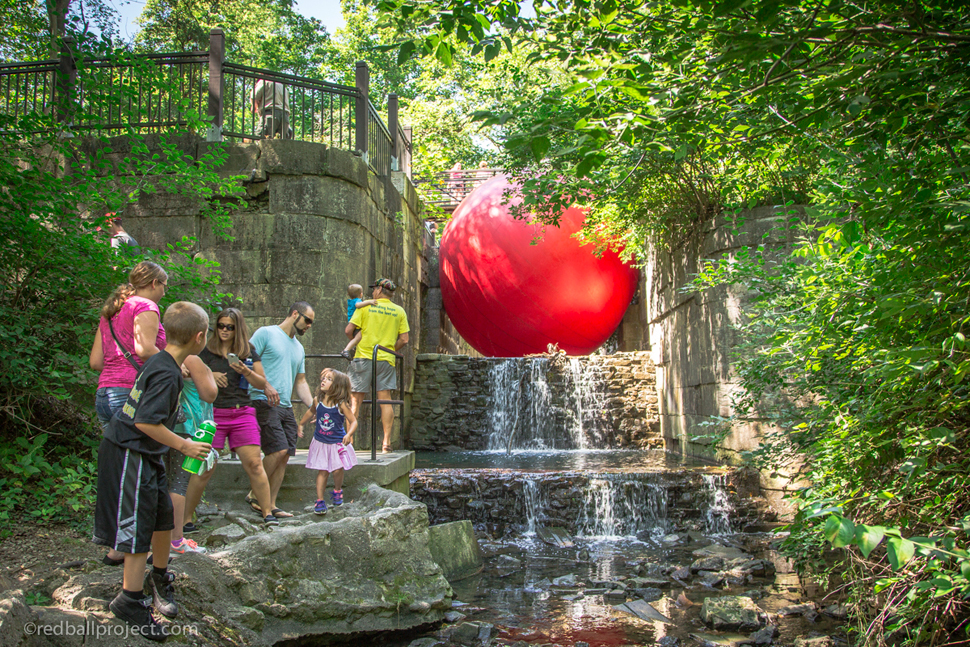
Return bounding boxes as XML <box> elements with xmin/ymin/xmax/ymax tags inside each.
<box><xmin>406</xmin><ymin>352</ymin><xmax>661</xmax><ymax>451</ymax></box>
<box><xmin>645</xmin><ymin>206</ymin><xmax>804</xmax><ymax>509</ymax></box>
<box><xmin>112</xmin><ymin>135</ymin><xmax>428</xmax><ymax>449</ymax></box>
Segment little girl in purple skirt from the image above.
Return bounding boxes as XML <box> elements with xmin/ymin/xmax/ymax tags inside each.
<box><xmin>297</xmin><ymin>368</ymin><xmax>358</xmax><ymax>515</ymax></box>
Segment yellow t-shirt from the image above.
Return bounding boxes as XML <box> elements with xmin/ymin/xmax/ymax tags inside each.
<box><xmin>350</xmin><ymin>299</ymin><xmax>410</xmax><ymax>366</ymax></box>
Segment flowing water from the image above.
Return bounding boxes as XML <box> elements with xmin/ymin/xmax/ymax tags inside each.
<box><xmin>398</xmin><ymin>359</ymin><xmax>843</xmax><ymax>647</ymax></box>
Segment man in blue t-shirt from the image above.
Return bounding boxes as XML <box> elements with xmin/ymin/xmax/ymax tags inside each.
<box><xmin>248</xmin><ymin>301</ymin><xmax>314</xmax><ymax>518</ymax></box>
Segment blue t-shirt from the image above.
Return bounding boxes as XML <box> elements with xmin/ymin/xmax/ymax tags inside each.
<box><xmin>347</xmin><ymin>297</ymin><xmax>362</xmax><ymax>322</ymax></box>
<box><xmin>249</xmin><ymin>325</ymin><xmax>306</xmax><ymax>408</ymax></box>
<box><xmin>313</xmin><ymin>402</ymin><xmax>346</xmax><ymax>444</ymax></box>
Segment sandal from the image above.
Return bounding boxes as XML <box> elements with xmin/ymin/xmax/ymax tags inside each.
<box><xmin>245</xmin><ymin>495</ymin><xmax>262</xmax><ymax>514</ymax></box>
<box><xmin>382</xmin><ymin>444</ymin><xmax>393</xmax><ymax>454</ymax></box>
<box><xmin>271</xmin><ymin>508</ymin><xmax>294</xmax><ymax>518</ymax></box>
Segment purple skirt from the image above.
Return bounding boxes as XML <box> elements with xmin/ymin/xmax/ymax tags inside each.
<box><xmin>306</xmin><ymin>439</ymin><xmax>357</xmax><ymax>472</ymax></box>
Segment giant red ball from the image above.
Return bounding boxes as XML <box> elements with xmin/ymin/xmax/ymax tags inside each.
<box><xmin>439</xmin><ymin>175</ymin><xmax>639</xmax><ymax>357</ymax></box>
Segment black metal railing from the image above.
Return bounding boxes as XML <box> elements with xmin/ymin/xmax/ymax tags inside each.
<box><xmin>0</xmin><ymin>30</ymin><xmax>411</xmax><ymax>179</ymax></box>
<box><xmin>0</xmin><ymin>60</ymin><xmax>56</xmax><ymax>120</ymax></box>
<box><xmin>362</xmin><ymin>344</ymin><xmax>404</xmax><ymax>462</ymax></box>
<box><xmin>304</xmin><ymin>350</ymin><xmax>404</xmax><ymax>460</ymax></box>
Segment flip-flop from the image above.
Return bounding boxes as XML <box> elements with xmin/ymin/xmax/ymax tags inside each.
<box><xmin>271</xmin><ymin>508</ymin><xmax>294</xmax><ymax>518</ymax></box>
<box><xmin>250</xmin><ymin>500</ymin><xmax>263</xmax><ymax>514</ymax></box>
<box><xmin>382</xmin><ymin>444</ymin><xmax>392</xmax><ymax>453</ymax></box>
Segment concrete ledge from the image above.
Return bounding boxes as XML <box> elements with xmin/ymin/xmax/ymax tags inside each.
<box><xmin>203</xmin><ymin>448</ymin><xmax>415</xmax><ymax>513</ymax></box>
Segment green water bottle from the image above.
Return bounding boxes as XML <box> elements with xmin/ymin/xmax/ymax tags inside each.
<box><xmin>181</xmin><ymin>420</ymin><xmax>217</xmax><ymax>475</ymax></box>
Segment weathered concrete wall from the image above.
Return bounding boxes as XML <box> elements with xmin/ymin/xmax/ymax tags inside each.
<box><xmin>646</xmin><ymin>206</ymin><xmax>804</xmax><ymax>509</ymax></box>
<box><xmin>406</xmin><ymin>352</ymin><xmax>661</xmax><ymax>451</ymax></box>
<box><xmin>114</xmin><ymin>136</ymin><xmax>427</xmax><ymax>450</ymax></box>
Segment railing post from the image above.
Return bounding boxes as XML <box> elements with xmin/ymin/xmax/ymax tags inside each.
<box><xmin>355</xmin><ymin>60</ymin><xmax>370</xmax><ymax>164</ymax></box>
<box><xmin>403</xmin><ymin>127</ymin><xmax>412</xmax><ymax>178</ymax></box>
<box><xmin>207</xmin><ymin>28</ymin><xmax>225</xmax><ymax>142</ymax></box>
<box><xmin>388</xmin><ymin>93</ymin><xmax>399</xmax><ymax>172</ymax></box>
<box><xmin>55</xmin><ymin>37</ymin><xmax>77</xmax><ymax>125</ymax></box>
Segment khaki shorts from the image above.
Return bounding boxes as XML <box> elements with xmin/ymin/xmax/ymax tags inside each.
<box><xmin>348</xmin><ymin>359</ymin><xmax>397</xmax><ymax>393</ymax></box>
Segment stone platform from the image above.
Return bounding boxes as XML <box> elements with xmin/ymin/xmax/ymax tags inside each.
<box><xmin>203</xmin><ymin>448</ymin><xmax>415</xmax><ymax>512</ymax></box>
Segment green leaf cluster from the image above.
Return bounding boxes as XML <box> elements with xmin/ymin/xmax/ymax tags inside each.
<box><xmin>372</xmin><ymin>0</ymin><xmax>970</xmax><ymax>639</ymax></box>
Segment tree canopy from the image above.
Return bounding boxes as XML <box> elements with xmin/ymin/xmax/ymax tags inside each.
<box><xmin>372</xmin><ymin>0</ymin><xmax>970</xmax><ymax>640</ymax></box>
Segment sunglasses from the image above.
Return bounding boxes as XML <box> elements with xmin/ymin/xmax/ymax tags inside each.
<box><xmin>297</xmin><ymin>312</ymin><xmax>314</xmax><ymax>325</ymax></box>
<box><xmin>216</xmin><ymin>323</ymin><xmax>236</xmax><ymax>331</ymax></box>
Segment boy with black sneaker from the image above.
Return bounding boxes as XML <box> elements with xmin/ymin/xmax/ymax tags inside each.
<box><xmin>93</xmin><ymin>302</ymin><xmax>213</xmax><ymax>642</ymax></box>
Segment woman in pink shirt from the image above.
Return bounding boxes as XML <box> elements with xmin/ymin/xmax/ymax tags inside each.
<box><xmin>89</xmin><ymin>261</ymin><xmax>169</xmax><ymax>426</ymax></box>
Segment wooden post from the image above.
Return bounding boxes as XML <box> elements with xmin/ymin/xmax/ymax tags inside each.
<box><xmin>355</xmin><ymin>61</ymin><xmax>370</xmax><ymax>163</ymax></box>
<box><xmin>55</xmin><ymin>37</ymin><xmax>76</xmax><ymax>124</ymax></box>
<box><xmin>388</xmin><ymin>93</ymin><xmax>399</xmax><ymax>171</ymax></box>
<box><xmin>207</xmin><ymin>28</ymin><xmax>225</xmax><ymax>141</ymax></box>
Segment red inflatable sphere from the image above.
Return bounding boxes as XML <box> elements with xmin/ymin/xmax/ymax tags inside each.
<box><xmin>439</xmin><ymin>175</ymin><xmax>639</xmax><ymax>357</ymax></box>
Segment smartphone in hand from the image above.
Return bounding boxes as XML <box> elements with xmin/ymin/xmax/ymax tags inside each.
<box><xmin>228</xmin><ymin>353</ymin><xmax>240</xmax><ymax>365</ymax></box>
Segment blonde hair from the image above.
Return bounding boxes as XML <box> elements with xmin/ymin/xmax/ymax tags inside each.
<box><xmin>206</xmin><ymin>308</ymin><xmax>252</xmax><ymax>360</ymax></box>
<box><xmin>316</xmin><ymin>368</ymin><xmax>351</xmax><ymax>407</ymax></box>
<box><xmin>348</xmin><ymin>284</ymin><xmax>363</xmax><ymax>299</ymax></box>
<box><xmin>162</xmin><ymin>302</ymin><xmax>208</xmax><ymax>346</ymax></box>
<box><xmin>100</xmin><ymin>261</ymin><xmax>168</xmax><ymax>320</ymax></box>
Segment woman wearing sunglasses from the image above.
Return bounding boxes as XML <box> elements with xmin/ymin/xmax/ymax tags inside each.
<box><xmin>185</xmin><ymin>308</ymin><xmax>278</xmax><ymax>526</ymax></box>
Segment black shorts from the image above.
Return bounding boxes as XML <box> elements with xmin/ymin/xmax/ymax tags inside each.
<box><xmin>254</xmin><ymin>400</ymin><xmax>298</xmax><ymax>456</ymax></box>
<box><xmin>93</xmin><ymin>439</ymin><xmax>175</xmax><ymax>554</ymax></box>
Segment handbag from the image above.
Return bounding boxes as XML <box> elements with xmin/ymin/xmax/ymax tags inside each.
<box><xmin>107</xmin><ymin>317</ymin><xmax>187</xmax><ymax>423</ymax></box>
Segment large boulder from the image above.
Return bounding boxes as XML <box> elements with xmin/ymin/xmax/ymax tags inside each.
<box><xmin>2</xmin><ymin>485</ymin><xmax>452</xmax><ymax>646</ymax></box>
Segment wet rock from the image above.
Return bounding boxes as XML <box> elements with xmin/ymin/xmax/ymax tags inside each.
<box><xmin>576</xmin><ymin>548</ymin><xmax>591</xmax><ymax>561</ymax></box>
<box><xmin>632</xmin><ymin>587</ymin><xmax>663</xmax><ymax>602</ymax></box>
<box><xmin>793</xmin><ymin>636</ymin><xmax>836</xmax><ymax>647</ymax></box>
<box><xmin>450</xmin><ymin>621</ymin><xmax>491</xmax><ymax>645</ymax></box>
<box><xmin>604</xmin><ymin>590</ymin><xmax>628</xmax><ymax>602</ymax></box>
<box><xmin>590</xmin><ymin>578</ymin><xmax>616</xmax><ymax>588</ymax></box>
<box><xmin>692</xmin><ymin>557</ymin><xmax>725</xmax><ymax>573</ymax></box>
<box><xmin>743</xmin><ymin>589</ymin><xmax>766</xmax><ymax>601</ymax></box>
<box><xmin>698</xmin><ymin>572</ymin><xmax>726</xmax><ymax>588</ymax></box>
<box><xmin>576</xmin><ymin>642</ymin><xmax>590</xmax><ymax>647</ymax></box>
<box><xmin>409</xmin><ymin>638</ymin><xmax>445</xmax><ymax>647</ymax></box>
<box><xmin>629</xmin><ymin>576</ymin><xmax>670</xmax><ymax>589</ymax></box>
<box><xmin>496</xmin><ymin>555</ymin><xmax>522</xmax><ymax>569</ymax></box>
<box><xmin>700</xmin><ymin>595</ymin><xmax>766</xmax><ymax>631</ymax></box>
<box><xmin>689</xmin><ymin>631</ymin><xmax>754</xmax><ymax>646</ymax></box>
<box><xmin>663</xmin><ymin>534</ymin><xmax>683</xmax><ymax>545</ymax></box>
<box><xmin>778</xmin><ymin>602</ymin><xmax>816</xmax><ymax>616</ymax></box>
<box><xmin>552</xmin><ymin>574</ymin><xmax>577</xmax><ymax>587</ymax></box>
<box><xmin>658</xmin><ymin>637</ymin><xmax>680</xmax><ymax>647</ymax></box>
<box><xmin>584</xmin><ymin>588</ymin><xmax>607</xmax><ymax>595</ymax></box>
<box><xmin>444</xmin><ymin>610</ymin><xmax>466</xmax><ymax>623</ymax></box>
<box><xmin>748</xmin><ymin>625</ymin><xmax>778</xmax><ymax>645</ymax></box>
<box><xmin>671</xmin><ymin>567</ymin><xmax>692</xmax><ymax>581</ymax></box>
<box><xmin>693</xmin><ymin>545</ymin><xmax>750</xmax><ymax>561</ymax></box>
<box><xmin>822</xmin><ymin>603</ymin><xmax>849</xmax><ymax>619</ymax></box>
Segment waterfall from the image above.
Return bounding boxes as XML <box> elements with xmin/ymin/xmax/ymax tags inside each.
<box><xmin>577</xmin><ymin>474</ymin><xmax>669</xmax><ymax>540</ymax></box>
<box><xmin>486</xmin><ymin>359</ymin><xmax>523</xmax><ymax>452</ymax></box>
<box><xmin>485</xmin><ymin>357</ymin><xmax>610</xmax><ymax>452</ymax></box>
<box><xmin>522</xmin><ymin>477</ymin><xmax>546</xmax><ymax>536</ymax></box>
<box><xmin>702</xmin><ymin>473</ymin><xmax>734</xmax><ymax>535</ymax></box>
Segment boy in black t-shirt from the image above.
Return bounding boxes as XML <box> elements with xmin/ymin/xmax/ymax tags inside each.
<box><xmin>93</xmin><ymin>301</ymin><xmax>212</xmax><ymax>642</ymax></box>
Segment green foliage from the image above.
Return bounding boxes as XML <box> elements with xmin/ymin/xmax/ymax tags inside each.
<box><xmin>0</xmin><ymin>36</ymin><xmax>244</xmax><ymax>526</ymax></box>
<box><xmin>136</xmin><ymin>0</ymin><xmax>331</xmax><ymax>75</ymax></box>
<box><xmin>373</xmin><ymin>0</ymin><xmax>970</xmax><ymax>641</ymax></box>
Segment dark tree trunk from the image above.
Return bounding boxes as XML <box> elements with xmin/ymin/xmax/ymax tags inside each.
<box><xmin>46</xmin><ymin>0</ymin><xmax>72</xmax><ymax>56</ymax></box>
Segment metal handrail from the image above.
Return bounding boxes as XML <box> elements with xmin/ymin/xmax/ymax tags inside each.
<box><xmin>304</xmin><ymin>350</ymin><xmax>403</xmax><ymax>460</ymax></box>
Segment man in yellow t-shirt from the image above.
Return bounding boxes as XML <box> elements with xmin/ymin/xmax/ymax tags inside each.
<box><xmin>345</xmin><ymin>278</ymin><xmax>409</xmax><ymax>453</ymax></box>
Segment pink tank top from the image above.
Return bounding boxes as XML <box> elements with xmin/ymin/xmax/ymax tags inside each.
<box><xmin>97</xmin><ymin>296</ymin><xmax>167</xmax><ymax>388</ymax></box>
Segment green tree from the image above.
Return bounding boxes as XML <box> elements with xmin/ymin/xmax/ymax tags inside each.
<box><xmin>373</xmin><ymin>0</ymin><xmax>970</xmax><ymax>640</ymax></box>
<box><xmin>135</xmin><ymin>0</ymin><xmax>331</xmax><ymax>75</ymax></box>
<box><xmin>0</xmin><ymin>34</ymin><xmax>245</xmax><ymax>527</ymax></box>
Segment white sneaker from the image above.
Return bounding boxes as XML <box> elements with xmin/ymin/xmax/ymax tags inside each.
<box><xmin>171</xmin><ymin>537</ymin><xmax>207</xmax><ymax>554</ymax></box>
